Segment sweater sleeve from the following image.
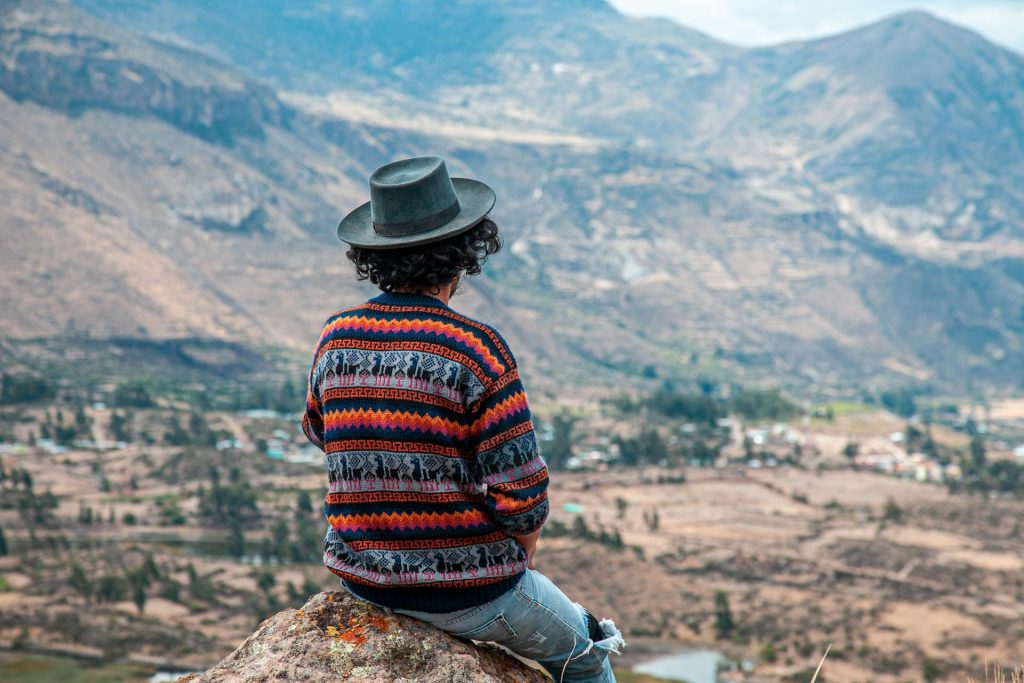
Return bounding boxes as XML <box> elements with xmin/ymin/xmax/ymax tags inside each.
<box><xmin>301</xmin><ymin>342</ymin><xmax>325</xmax><ymax>451</ymax></box>
<box><xmin>471</xmin><ymin>365</ymin><xmax>550</xmax><ymax>536</ymax></box>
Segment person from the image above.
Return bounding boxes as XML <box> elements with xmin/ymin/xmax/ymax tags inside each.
<box><xmin>302</xmin><ymin>157</ymin><xmax>623</xmax><ymax>682</ymax></box>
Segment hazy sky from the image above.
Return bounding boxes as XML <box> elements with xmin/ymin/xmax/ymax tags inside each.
<box><xmin>608</xmin><ymin>1</ymin><xmax>1024</xmax><ymax>54</ymax></box>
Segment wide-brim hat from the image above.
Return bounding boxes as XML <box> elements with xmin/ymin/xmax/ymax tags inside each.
<box><xmin>337</xmin><ymin>156</ymin><xmax>496</xmax><ymax>249</ymax></box>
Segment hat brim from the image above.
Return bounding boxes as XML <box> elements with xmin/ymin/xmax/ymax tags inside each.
<box><xmin>337</xmin><ymin>177</ymin><xmax>496</xmax><ymax>250</ymax></box>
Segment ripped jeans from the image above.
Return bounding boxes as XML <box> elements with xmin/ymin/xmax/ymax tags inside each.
<box><xmin>354</xmin><ymin>569</ymin><xmax>623</xmax><ymax>683</ymax></box>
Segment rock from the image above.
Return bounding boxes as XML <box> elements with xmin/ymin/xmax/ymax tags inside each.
<box><xmin>178</xmin><ymin>591</ymin><xmax>550</xmax><ymax>683</ymax></box>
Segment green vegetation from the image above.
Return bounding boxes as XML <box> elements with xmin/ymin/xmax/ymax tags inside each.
<box><xmin>729</xmin><ymin>387</ymin><xmax>799</xmax><ymax>421</ymax></box>
<box><xmin>713</xmin><ymin>591</ymin><xmax>735</xmax><ymax>639</ymax></box>
<box><xmin>878</xmin><ymin>387</ymin><xmax>920</xmax><ymax>418</ymax></box>
<box><xmin>922</xmin><ymin>657</ymin><xmax>943</xmax><ymax>683</ymax></box>
<box><xmin>0</xmin><ymin>653</ymin><xmax>154</xmax><ymax>683</ymax></box>
<box><xmin>0</xmin><ymin>373</ymin><xmax>55</xmax><ymax>405</ymax></box>
<box><xmin>542</xmin><ymin>411</ymin><xmax>577</xmax><ymax>471</ymax></box>
<box><xmin>542</xmin><ymin>516</ymin><xmax>627</xmax><ymax>553</ymax></box>
<box><xmin>197</xmin><ymin>466</ymin><xmax>259</xmax><ymax>526</ymax></box>
<box><xmin>882</xmin><ymin>498</ymin><xmax>903</xmax><ymax>523</ymax></box>
<box><xmin>615</xmin><ymin>428</ymin><xmax>668</xmax><ymax>467</ymax></box>
<box><xmin>952</xmin><ymin>434</ymin><xmax>1024</xmax><ymax>498</ymax></box>
<box><xmin>112</xmin><ymin>381</ymin><xmax>155</xmax><ymax>408</ymax></box>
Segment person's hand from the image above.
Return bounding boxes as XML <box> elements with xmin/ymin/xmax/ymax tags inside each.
<box><xmin>512</xmin><ymin>528</ymin><xmax>542</xmax><ymax>569</ymax></box>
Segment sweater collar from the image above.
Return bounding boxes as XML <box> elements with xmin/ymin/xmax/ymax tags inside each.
<box><xmin>370</xmin><ymin>291</ymin><xmax>452</xmax><ymax>310</ymax></box>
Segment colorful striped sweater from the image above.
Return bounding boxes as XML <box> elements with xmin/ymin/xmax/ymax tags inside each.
<box><xmin>302</xmin><ymin>291</ymin><xmax>550</xmax><ymax>613</ymax></box>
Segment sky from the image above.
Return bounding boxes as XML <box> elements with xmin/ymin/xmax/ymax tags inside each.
<box><xmin>608</xmin><ymin>0</ymin><xmax>1024</xmax><ymax>54</ymax></box>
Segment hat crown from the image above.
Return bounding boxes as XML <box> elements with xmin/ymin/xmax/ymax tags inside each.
<box><xmin>368</xmin><ymin>157</ymin><xmax>460</xmax><ymax>236</ymax></box>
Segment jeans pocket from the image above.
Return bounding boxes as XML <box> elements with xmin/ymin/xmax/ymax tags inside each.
<box><xmin>452</xmin><ymin>613</ymin><xmax>518</xmax><ymax>643</ymax></box>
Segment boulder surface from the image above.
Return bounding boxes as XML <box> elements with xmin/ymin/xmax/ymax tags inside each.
<box><xmin>179</xmin><ymin>591</ymin><xmax>549</xmax><ymax>682</ymax></box>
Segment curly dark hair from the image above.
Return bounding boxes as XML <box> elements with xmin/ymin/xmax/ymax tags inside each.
<box><xmin>346</xmin><ymin>218</ymin><xmax>502</xmax><ymax>294</ymax></box>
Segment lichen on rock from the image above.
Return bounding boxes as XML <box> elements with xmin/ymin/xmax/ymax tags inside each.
<box><xmin>178</xmin><ymin>591</ymin><xmax>550</xmax><ymax>682</ymax></box>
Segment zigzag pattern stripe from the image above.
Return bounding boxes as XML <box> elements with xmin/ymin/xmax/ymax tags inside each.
<box><xmin>327</xmin><ymin>509</ymin><xmax>490</xmax><ymax>532</ymax></box>
<box><xmin>324</xmin><ymin>407</ymin><xmax>471</xmax><ymax>440</ymax></box>
<box><xmin>320</xmin><ymin>315</ymin><xmax>505</xmax><ymax>374</ymax></box>
<box><xmin>363</xmin><ymin>302</ymin><xmax>516</xmax><ymax>368</ymax></box>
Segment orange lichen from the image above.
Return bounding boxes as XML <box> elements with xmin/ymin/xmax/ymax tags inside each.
<box><xmin>367</xmin><ymin>615</ymin><xmax>390</xmax><ymax>633</ymax></box>
<box><xmin>321</xmin><ymin>614</ymin><xmax>392</xmax><ymax>646</ymax></box>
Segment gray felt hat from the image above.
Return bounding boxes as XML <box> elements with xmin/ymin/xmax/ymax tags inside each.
<box><xmin>337</xmin><ymin>156</ymin><xmax>496</xmax><ymax>249</ymax></box>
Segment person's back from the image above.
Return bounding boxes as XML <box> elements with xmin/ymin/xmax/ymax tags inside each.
<box><xmin>303</xmin><ymin>290</ymin><xmax>548</xmax><ymax>612</ymax></box>
<box><xmin>303</xmin><ymin>157</ymin><xmax>623</xmax><ymax>683</ymax></box>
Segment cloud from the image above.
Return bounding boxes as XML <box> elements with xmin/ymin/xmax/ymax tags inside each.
<box><xmin>608</xmin><ymin>0</ymin><xmax>1024</xmax><ymax>53</ymax></box>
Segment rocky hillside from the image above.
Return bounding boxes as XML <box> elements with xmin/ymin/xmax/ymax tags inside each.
<box><xmin>2</xmin><ymin>0</ymin><xmax>1024</xmax><ymax>393</ymax></box>
<box><xmin>179</xmin><ymin>591</ymin><xmax>548</xmax><ymax>683</ymax></box>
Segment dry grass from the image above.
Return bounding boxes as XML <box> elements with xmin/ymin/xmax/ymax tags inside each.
<box><xmin>969</xmin><ymin>664</ymin><xmax>1023</xmax><ymax>683</ymax></box>
<box><xmin>808</xmin><ymin>644</ymin><xmax>830</xmax><ymax>683</ymax></box>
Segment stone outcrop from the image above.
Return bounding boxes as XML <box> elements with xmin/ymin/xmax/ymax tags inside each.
<box><xmin>178</xmin><ymin>591</ymin><xmax>550</xmax><ymax>683</ymax></box>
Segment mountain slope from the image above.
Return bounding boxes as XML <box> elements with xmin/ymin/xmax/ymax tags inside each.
<box><xmin>3</xmin><ymin>0</ymin><xmax>1024</xmax><ymax>394</ymax></box>
<box><xmin>0</xmin><ymin>0</ymin><xmax>368</xmax><ymax>346</ymax></box>
<box><xmin>724</xmin><ymin>11</ymin><xmax>1024</xmax><ymax>242</ymax></box>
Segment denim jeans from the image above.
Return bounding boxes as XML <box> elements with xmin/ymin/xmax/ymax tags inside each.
<box><xmin>347</xmin><ymin>570</ymin><xmax>623</xmax><ymax>683</ymax></box>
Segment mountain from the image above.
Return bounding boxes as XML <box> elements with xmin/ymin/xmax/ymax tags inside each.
<box><xmin>3</xmin><ymin>0</ymin><xmax>1024</xmax><ymax>395</ymax></box>
<box><xmin>723</xmin><ymin>11</ymin><xmax>1024</xmax><ymax>242</ymax></box>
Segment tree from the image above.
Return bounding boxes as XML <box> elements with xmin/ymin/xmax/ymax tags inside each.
<box><xmin>69</xmin><ymin>563</ymin><xmax>91</xmax><ymax>600</ymax></box>
<box><xmin>128</xmin><ymin>569</ymin><xmax>148</xmax><ymax>613</ymax></box>
<box><xmin>0</xmin><ymin>527</ymin><xmax>7</xmax><ymax>556</ymax></box>
<box><xmin>96</xmin><ymin>575</ymin><xmax>126</xmax><ymax>603</ymax></box>
<box><xmin>227</xmin><ymin>521</ymin><xmax>246</xmax><ymax>559</ymax></box>
<box><xmin>571</xmin><ymin>515</ymin><xmax>592</xmax><ymax>540</ymax></box>
<box><xmin>78</xmin><ymin>502</ymin><xmax>94</xmax><ymax>525</ymax></box>
<box><xmin>714</xmin><ymin>591</ymin><xmax>735</xmax><ymax>639</ymax></box>
<box><xmin>882</xmin><ymin>498</ymin><xmax>903</xmax><ymax>524</ymax></box>
<box><xmin>113</xmin><ymin>381</ymin><xmax>154</xmax><ymax>408</ymax></box>
<box><xmin>256</xmin><ymin>571</ymin><xmax>276</xmax><ymax>592</ymax></box>
<box><xmin>616</xmin><ymin>429</ymin><xmax>668</xmax><ymax>467</ymax></box>
<box><xmin>969</xmin><ymin>435</ymin><xmax>986</xmax><ymax>469</ymax></box>
<box><xmin>842</xmin><ymin>442</ymin><xmax>859</xmax><ymax>466</ymax></box>
<box><xmin>643</xmin><ymin>508</ymin><xmax>660</xmax><ymax>531</ymax></box>
<box><xmin>544</xmin><ymin>412</ymin><xmax>577</xmax><ymax>471</ymax></box>
<box><xmin>922</xmin><ymin>657</ymin><xmax>943</xmax><ymax>683</ymax></box>
<box><xmin>0</xmin><ymin>373</ymin><xmax>54</xmax><ymax>404</ymax></box>
<box><xmin>730</xmin><ymin>387</ymin><xmax>799</xmax><ymax>421</ymax></box>
<box><xmin>272</xmin><ymin>518</ymin><xmax>290</xmax><ymax>559</ymax></box>
<box><xmin>296</xmin><ymin>490</ymin><xmax>314</xmax><ymax>517</ymax></box>
<box><xmin>109</xmin><ymin>411</ymin><xmax>130</xmax><ymax>442</ymax></box>
<box><xmin>880</xmin><ymin>388</ymin><xmax>917</xmax><ymax>418</ymax></box>
<box><xmin>614</xmin><ymin>497</ymin><xmax>628</xmax><ymax>519</ymax></box>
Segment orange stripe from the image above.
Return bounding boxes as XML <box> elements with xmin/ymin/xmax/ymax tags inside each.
<box><xmin>472</xmin><ymin>392</ymin><xmax>530</xmax><ymax>434</ymax></box>
<box><xmin>324</xmin><ymin>408</ymin><xmax>471</xmax><ymax>439</ymax></box>
<box><xmin>328</xmin><ymin>509</ymin><xmax>489</xmax><ymax>531</ymax></box>
<box><xmin>320</xmin><ymin>316</ymin><xmax>505</xmax><ymax>374</ymax></box>
<box><xmin>490</xmin><ymin>490</ymin><xmax>549</xmax><ymax>515</ymax></box>
<box><xmin>363</xmin><ymin>303</ymin><xmax>515</xmax><ymax>368</ymax></box>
